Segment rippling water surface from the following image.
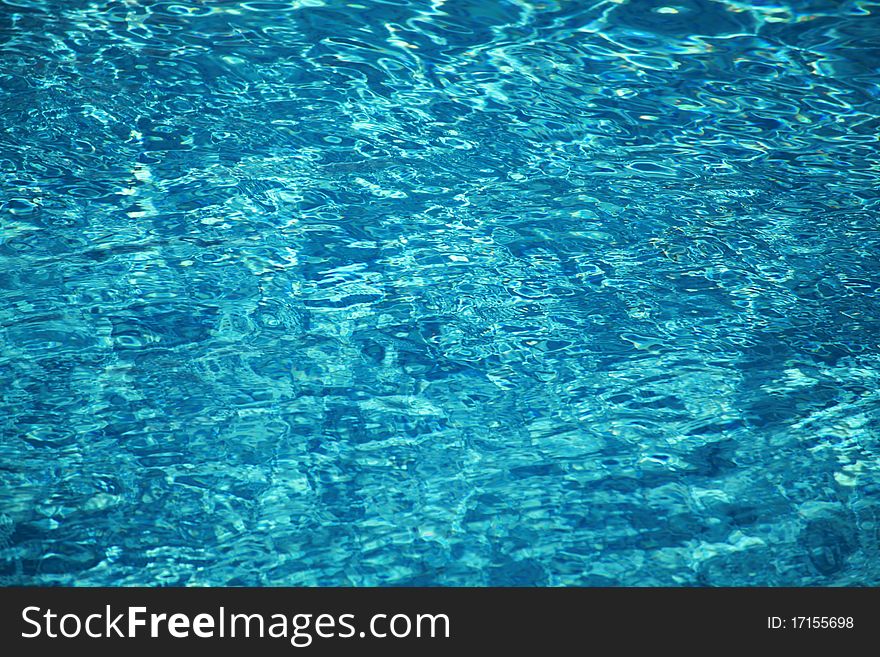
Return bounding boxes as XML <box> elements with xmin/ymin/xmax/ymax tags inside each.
<box><xmin>2</xmin><ymin>0</ymin><xmax>880</xmax><ymax>586</ymax></box>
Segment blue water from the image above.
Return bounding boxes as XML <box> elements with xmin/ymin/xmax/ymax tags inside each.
<box><xmin>1</xmin><ymin>0</ymin><xmax>880</xmax><ymax>586</ymax></box>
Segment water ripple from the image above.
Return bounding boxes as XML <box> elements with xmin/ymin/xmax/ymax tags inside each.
<box><xmin>2</xmin><ymin>0</ymin><xmax>880</xmax><ymax>585</ymax></box>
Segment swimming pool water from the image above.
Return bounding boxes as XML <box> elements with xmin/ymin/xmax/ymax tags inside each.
<box><xmin>2</xmin><ymin>0</ymin><xmax>880</xmax><ymax>586</ymax></box>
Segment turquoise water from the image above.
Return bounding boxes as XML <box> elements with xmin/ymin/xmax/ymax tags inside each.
<box><xmin>2</xmin><ymin>0</ymin><xmax>880</xmax><ymax>586</ymax></box>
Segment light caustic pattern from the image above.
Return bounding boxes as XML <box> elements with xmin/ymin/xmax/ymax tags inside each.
<box><xmin>1</xmin><ymin>0</ymin><xmax>880</xmax><ymax>585</ymax></box>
